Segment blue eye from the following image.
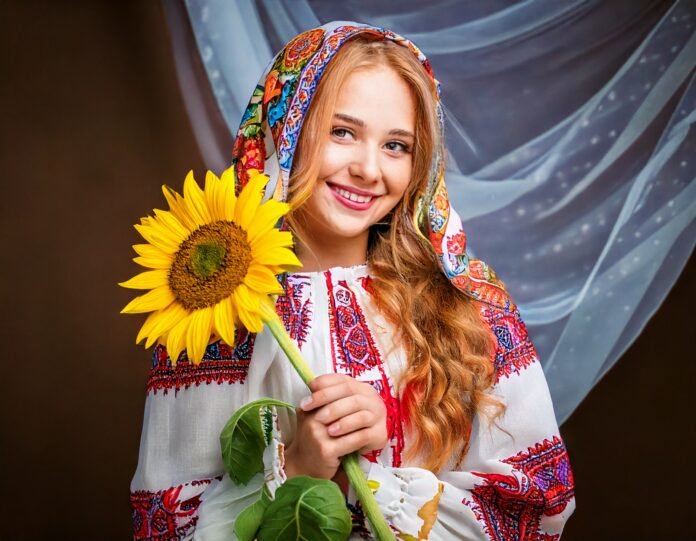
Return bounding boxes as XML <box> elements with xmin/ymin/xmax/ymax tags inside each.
<box><xmin>385</xmin><ymin>141</ymin><xmax>410</xmax><ymax>153</ymax></box>
<box><xmin>331</xmin><ymin>127</ymin><xmax>352</xmax><ymax>139</ymax></box>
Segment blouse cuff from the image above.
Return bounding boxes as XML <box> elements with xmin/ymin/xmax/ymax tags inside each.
<box><xmin>365</xmin><ymin>462</ymin><xmax>444</xmax><ymax>539</ymax></box>
<box><xmin>262</xmin><ymin>407</ymin><xmax>287</xmax><ymax>498</ymax></box>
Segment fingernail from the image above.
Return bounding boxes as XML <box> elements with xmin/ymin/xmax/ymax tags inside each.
<box><xmin>328</xmin><ymin>423</ymin><xmax>340</xmax><ymax>435</ymax></box>
<box><xmin>300</xmin><ymin>396</ymin><xmax>312</xmax><ymax>410</ymax></box>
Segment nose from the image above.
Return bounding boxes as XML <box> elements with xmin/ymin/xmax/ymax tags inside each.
<box><xmin>349</xmin><ymin>143</ymin><xmax>381</xmax><ymax>183</ymax></box>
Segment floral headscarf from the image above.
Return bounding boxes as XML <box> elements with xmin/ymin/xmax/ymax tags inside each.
<box><xmin>231</xmin><ymin>21</ymin><xmax>514</xmax><ymax>311</ymax></box>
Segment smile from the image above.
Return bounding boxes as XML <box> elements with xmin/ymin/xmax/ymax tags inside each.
<box><xmin>335</xmin><ymin>187</ymin><xmax>373</xmax><ymax>203</ymax></box>
<box><xmin>328</xmin><ymin>183</ymin><xmax>379</xmax><ymax>210</ymax></box>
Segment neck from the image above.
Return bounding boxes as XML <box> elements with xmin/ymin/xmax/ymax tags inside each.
<box><xmin>293</xmin><ymin>230</ymin><xmax>369</xmax><ymax>273</ymax></box>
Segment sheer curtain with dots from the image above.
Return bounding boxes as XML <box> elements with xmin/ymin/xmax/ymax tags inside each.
<box><xmin>163</xmin><ymin>0</ymin><xmax>695</xmax><ymax>422</ymax></box>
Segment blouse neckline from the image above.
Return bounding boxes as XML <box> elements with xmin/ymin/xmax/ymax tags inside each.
<box><xmin>287</xmin><ymin>263</ymin><xmax>369</xmax><ymax>282</ymax></box>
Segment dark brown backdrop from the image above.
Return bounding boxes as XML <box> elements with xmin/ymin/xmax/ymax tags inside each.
<box><xmin>1</xmin><ymin>2</ymin><xmax>693</xmax><ymax>540</ymax></box>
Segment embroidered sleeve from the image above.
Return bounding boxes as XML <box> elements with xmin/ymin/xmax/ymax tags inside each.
<box><xmin>355</xmin><ymin>306</ymin><xmax>575</xmax><ymax>540</ymax></box>
<box><xmin>130</xmin><ymin>336</ymin><xmax>263</xmax><ymax>540</ymax></box>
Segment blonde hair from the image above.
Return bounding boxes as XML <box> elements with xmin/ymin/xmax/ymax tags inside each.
<box><xmin>288</xmin><ymin>37</ymin><xmax>501</xmax><ymax>472</ymax></box>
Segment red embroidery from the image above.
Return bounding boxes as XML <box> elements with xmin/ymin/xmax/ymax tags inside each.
<box><xmin>275</xmin><ymin>274</ymin><xmax>313</xmax><ymax>348</ymax></box>
<box><xmin>464</xmin><ymin>437</ymin><xmax>574</xmax><ymax>541</ymax></box>
<box><xmin>326</xmin><ymin>272</ymin><xmax>404</xmax><ymax>466</ymax></box>
<box><xmin>503</xmin><ymin>436</ymin><xmax>575</xmax><ymax>517</ymax></box>
<box><xmin>480</xmin><ymin>304</ymin><xmax>537</xmax><ymax>383</ymax></box>
<box><xmin>358</xmin><ymin>275</ymin><xmax>374</xmax><ymax>295</ymax></box>
<box><xmin>147</xmin><ymin>333</ymin><xmax>255</xmax><ymax>395</ymax></box>
<box><xmin>131</xmin><ymin>479</ymin><xmax>215</xmax><ymax>540</ymax></box>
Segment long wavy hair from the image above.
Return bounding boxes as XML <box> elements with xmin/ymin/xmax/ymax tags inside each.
<box><xmin>288</xmin><ymin>37</ymin><xmax>502</xmax><ymax>472</ymax></box>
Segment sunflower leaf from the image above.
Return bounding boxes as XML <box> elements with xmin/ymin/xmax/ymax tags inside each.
<box><xmin>220</xmin><ymin>398</ymin><xmax>294</xmax><ymax>485</ymax></box>
<box><xmin>257</xmin><ymin>476</ymin><xmax>352</xmax><ymax>541</ymax></box>
<box><xmin>234</xmin><ymin>487</ymin><xmax>273</xmax><ymax>541</ymax></box>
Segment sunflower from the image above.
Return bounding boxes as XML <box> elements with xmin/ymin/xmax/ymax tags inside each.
<box><xmin>120</xmin><ymin>168</ymin><xmax>300</xmax><ymax>364</ymax></box>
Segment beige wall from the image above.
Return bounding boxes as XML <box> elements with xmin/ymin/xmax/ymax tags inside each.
<box><xmin>0</xmin><ymin>2</ymin><xmax>692</xmax><ymax>539</ymax></box>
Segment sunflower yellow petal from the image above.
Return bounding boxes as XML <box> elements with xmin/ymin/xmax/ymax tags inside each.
<box><xmin>243</xmin><ymin>265</ymin><xmax>283</xmax><ymax>294</ymax></box>
<box><xmin>133</xmin><ymin>254</ymin><xmax>172</xmax><ymax>270</ymax></box>
<box><xmin>247</xmin><ymin>200</ymin><xmax>290</xmax><ymax>245</ymax></box>
<box><xmin>213</xmin><ymin>297</ymin><xmax>236</xmax><ymax>346</ymax></box>
<box><xmin>121</xmin><ymin>286</ymin><xmax>175</xmax><ymax>314</ymax></box>
<box><xmin>153</xmin><ymin>209</ymin><xmax>189</xmax><ymax>244</ymax></box>
<box><xmin>234</xmin><ymin>173</ymin><xmax>268</xmax><ymax>229</ymax></box>
<box><xmin>183</xmin><ymin>170</ymin><xmax>212</xmax><ymax>226</ymax></box>
<box><xmin>167</xmin><ymin>312</ymin><xmax>192</xmax><ymax>364</ymax></box>
<box><xmin>234</xmin><ymin>284</ymin><xmax>264</xmax><ymax>332</ymax></box>
<box><xmin>250</xmin><ymin>229</ymin><xmax>294</xmax><ymax>251</ymax></box>
<box><xmin>254</xmin><ymin>247</ymin><xmax>302</xmax><ymax>268</ymax></box>
<box><xmin>136</xmin><ymin>310</ymin><xmax>160</xmax><ymax>345</ymax></box>
<box><xmin>134</xmin><ymin>223</ymin><xmax>179</xmax><ymax>253</ymax></box>
<box><xmin>204</xmin><ymin>171</ymin><xmax>225</xmax><ymax>221</ymax></box>
<box><xmin>144</xmin><ymin>302</ymin><xmax>189</xmax><ymax>348</ymax></box>
<box><xmin>219</xmin><ymin>166</ymin><xmax>238</xmax><ymax>220</ymax></box>
<box><xmin>162</xmin><ymin>185</ymin><xmax>197</xmax><ymax>231</ymax></box>
<box><xmin>186</xmin><ymin>307</ymin><xmax>213</xmax><ymax>365</ymax></box>
<box><xmin>133</xmin><ymin>243</ymin><xmax>170</xmax><ymax>259</ymax></box>
<box><xmin>119</xmin><ymin>270</ymin><xmax>168</xmax><ymax>290</ymax></box>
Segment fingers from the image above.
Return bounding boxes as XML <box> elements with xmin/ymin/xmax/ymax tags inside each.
<box><xmin>330</xmin><ymin>427</ymin><xmax>384</xmax><ymax>457</ymax></box>
<box><xmin>309</xmin><ymin>373</ymin><xmax>349</xmax><ymax>392</ymax></box>
<box><xmin>326</xmin><ymin>409</ymin><xmax>376</xmax><ymax>437</ymax></box>
<box><xmin>314</xmin><ymin>394</ymin><xmax>370</xmax><ymax>424</ymax></box>
<box><xmin>302</xmin><ymin>375</ymin><xmax>375</xmax><ymax>412</ymax></box>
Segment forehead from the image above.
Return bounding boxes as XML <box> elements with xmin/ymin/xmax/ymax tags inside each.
<box><xmin>334</xmin><ymin>67</ymin><xmax>416</xmax><ymax>130</ymax></box>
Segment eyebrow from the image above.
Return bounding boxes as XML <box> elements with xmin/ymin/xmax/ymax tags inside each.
<box><xmin>333</xmin><ymin>113</ymin><xmax>415</xmax><ymax>139</ymax></box>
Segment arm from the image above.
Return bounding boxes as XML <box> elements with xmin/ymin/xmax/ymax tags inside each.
<box><xmin>361</xmin><ymin>305</ymin><xmax>575</xmax><ymax>540</ymax></box>
<box><xmin>130</xmin><ymin>337</ymin><xmax>263</xmax><ymax>541</ymax></box>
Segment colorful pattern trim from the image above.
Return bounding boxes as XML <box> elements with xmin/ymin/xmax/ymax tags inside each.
<box><xmin>131</xmin><ymin>478</ymin><xmax>216</xmax><ymax>540</ymax></box>
<box><xmin>147</xmin><ymin>333</ymin><xmax>255</xmax><ymax>395</ymax></box>
<box><xmin>480</xmin><ymin>304</ymin><xmax>538</xmax><ymax>383</ymax></box>
<box><xmin>464</xmin><ymin>437</ymin><xmax>574</xmax><ymax>541</ymax></box>
<box><xmin>275</xmin><ymin>273</ymin><xmax>313</xmax><ymax>348</ymax></box>
<box><xmin>325</xmin><ymin>271</ymin><xmax>405</xmax><ymax>466</ymax></box>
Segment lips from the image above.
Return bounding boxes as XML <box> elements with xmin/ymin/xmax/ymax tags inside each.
<box><xmin>327</xmin><ymin>183</ymin><xmax>379</xmax><ymax>211</ymax></box>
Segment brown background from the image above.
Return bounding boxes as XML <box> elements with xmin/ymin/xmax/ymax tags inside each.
<box><xmin>1</xmin><ymin>2</ymin><xmax>693</xmax><ymax>540</ymax></box>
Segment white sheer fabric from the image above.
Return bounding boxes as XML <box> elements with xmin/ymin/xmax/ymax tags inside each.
<box><xmin>164</xmin><ymin>0</ymin><xmax>695</xmax><ymax>422</ymax></box>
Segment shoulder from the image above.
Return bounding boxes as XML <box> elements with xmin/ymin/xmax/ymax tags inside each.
<box><xmin>477</xmin><ymin>299</ymin><xmax>540</xmax><ymax>384</ymax></box>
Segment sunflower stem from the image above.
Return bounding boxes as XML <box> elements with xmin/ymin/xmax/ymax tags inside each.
<box><xmin>262</xmin><ymin>306</ymin><xmax>395</xmax><ymax>541</ymax></box>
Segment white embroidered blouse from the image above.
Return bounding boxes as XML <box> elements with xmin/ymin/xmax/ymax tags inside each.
<box><xmin>131</xmin><ymin>265</ymin><xmax>575</xmax><ymax>540</ymax></box>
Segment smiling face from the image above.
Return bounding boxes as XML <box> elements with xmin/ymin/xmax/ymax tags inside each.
<box><xmin>292</xmin><ymin>66</ymin><xmax>416</xmax><ymax>269</ymax></box>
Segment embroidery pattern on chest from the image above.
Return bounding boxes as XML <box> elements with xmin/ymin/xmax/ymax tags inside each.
<box><xmin>276</xmin><ymin>274</ymin><xmax>313</xmax><ymax>348</ymax></box>
<box><xmin>325</xmin><ymin>272</ymin><xmax>405</xmax><ymax>466</ymax></box>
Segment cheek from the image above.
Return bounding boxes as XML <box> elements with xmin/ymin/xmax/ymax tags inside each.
<box><xmin>389</xmin><ymin>163</ymin><xmax>413</xmax><ymax>199</ymax></box>
<box><xmin>318</xmin><ymin>142</ymin><xmax>350</xmax><ymax>177</ymax></box>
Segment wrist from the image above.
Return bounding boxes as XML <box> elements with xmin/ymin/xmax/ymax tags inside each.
<box><xmin>283</xmin><ymin>443</ymin><xmax>300</xmax><ymax>479</ymax></box>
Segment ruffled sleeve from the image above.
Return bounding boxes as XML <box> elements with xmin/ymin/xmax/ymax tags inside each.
<box><xmin>357</xmin><ymin>303</ymin><xmax>575</xmax><ymax>540</ymax></box>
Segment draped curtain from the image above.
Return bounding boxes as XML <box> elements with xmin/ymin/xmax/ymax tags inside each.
<box><xmin>164</xmin><ymin>0</ymin><xmax>695</xmax><ymax>422</ymax></box>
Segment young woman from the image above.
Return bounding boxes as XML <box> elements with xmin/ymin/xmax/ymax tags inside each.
<box><xmin>130</xmin><ymin>22</ymin><xmax>575</xmax><ymax>540</ymax></box>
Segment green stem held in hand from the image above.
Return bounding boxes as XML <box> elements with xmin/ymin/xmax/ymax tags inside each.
<box><xmin>262</xmin><ymin>304</ymin><xmax>395</xmax><ymax>541</ymax></box>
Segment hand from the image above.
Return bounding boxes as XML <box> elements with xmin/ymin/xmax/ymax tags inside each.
<box><xmin>283</xmin><ymin>374</ymin><xmax>388</xmax><ymax>481</ymax></box>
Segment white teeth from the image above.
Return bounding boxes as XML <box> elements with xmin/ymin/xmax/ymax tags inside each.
<box><xmin>335</xmin><ymin>187</ymin><xmax>373</xmax><ymax>204</ymax></box>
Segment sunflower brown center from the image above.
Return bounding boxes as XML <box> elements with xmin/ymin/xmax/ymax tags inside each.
<box><xmin>169</xmin><ymin>221</ymin><xmax>252</xmax><ymax>310</ymax></box>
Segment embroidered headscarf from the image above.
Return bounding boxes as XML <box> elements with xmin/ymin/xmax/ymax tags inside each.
<box><xmin>231</xmin><ymin>21</ymin><xmax>513</xmax><ymax>311</ymax></box>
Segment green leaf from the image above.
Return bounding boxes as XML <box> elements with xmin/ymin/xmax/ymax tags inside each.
<box><xmin>235</xmin><ymin>487</ymin><xmax>273</xmax><ymax>541</ymax></box>
<box><xmin>257</xmin><ymin>476</ymin><xmax>352</xmax><ymax>541</ymax></box>
<box><xmin>220</xmin><ymin>397</ymin><xmax>293</xmax><ymax>485</ymax></box>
